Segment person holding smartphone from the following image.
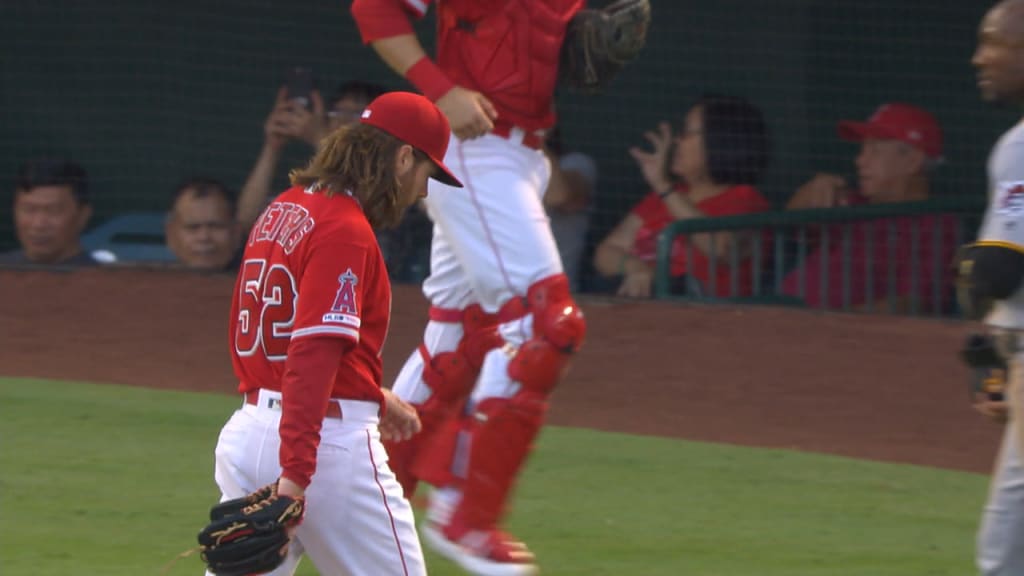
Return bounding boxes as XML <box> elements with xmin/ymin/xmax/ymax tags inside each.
<box><xmin>236</xmin><ymin>75</ymin><xmax>386</xmax><ymax>232</ymax></box>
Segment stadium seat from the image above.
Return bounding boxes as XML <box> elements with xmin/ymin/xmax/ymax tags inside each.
<box><xmin>80</xmin><ymin>211</ymin><xmax>176</xmax><ymax>263</ymax></box>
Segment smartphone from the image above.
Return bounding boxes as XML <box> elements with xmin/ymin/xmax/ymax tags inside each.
<box><xmin>285</xmin><ymin>66</ymin><xmax>314</xmax><ymax>110</ymax></box>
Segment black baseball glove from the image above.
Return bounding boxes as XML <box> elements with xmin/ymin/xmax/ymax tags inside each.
<box><xmin>960</xmin><ymin>332</ymin><xmax>1007</xmax><ymax>403</ymax></box>
<box><xmin>560</xmin><ymin>0</ymin><xmax>651</xmax><ymax>94</ymax></box>
<box><xmin>197</xmin><ymin>482</ymin><xmax>305</xmax><ymax>576</ymax></box>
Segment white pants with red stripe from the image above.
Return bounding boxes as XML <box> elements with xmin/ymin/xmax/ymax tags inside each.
<box><xmin>395</xmin><ymin>130</ymin><xmax>561</xmax><ymax>405</ymax></box>
<box><xmin>205</xmin><ymin>390</ymin><xmax>425</xmax><ymax>576</ymax></box>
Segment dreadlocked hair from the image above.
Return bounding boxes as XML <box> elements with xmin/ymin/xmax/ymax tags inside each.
<box><xmin>289</xmin><ymin>124</ymin><xmax>413</xmax><ymax>229</ymax></box>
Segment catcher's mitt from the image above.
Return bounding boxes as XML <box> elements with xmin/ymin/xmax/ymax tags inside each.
<box><xmin>560</xmin><ymin>0</ymin><xmax>651</xmax><ymax>94</ymax></box>
<box><xmin>960</xmin><ymin>332</ymin><xmax>1007</xmax><ymax>403</ymax></box>
<box><xmin>197</xmin><ymin>483</ymin><xmax>305</xmax><ymax>576</ymax></box>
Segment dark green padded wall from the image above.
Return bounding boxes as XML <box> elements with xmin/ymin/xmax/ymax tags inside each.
<box><xmin>0</xmin><ymin>0</ymin><xmax>1014</xmax><ymax>254</ymax></box>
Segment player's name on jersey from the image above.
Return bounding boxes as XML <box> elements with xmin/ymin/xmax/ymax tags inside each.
<box><xmin>248</xmin><ymin>201</ymin><xmax>316</xmax><ymax>254</ymax></box>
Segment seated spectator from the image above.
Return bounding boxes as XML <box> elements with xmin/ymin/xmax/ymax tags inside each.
<box><xmin>543</xmin><ymin>126</ymin><xmax>597</xmax><ymax>292</ymax></box>
<box><xmin>234</xmin><ymin>79</ymin><xmax>428</xmax><ymax>283</ymax></box>
<box><xmin>237</xmin><ymin>80</ymin><xmax>386</xmax><ymax>230</ymax></box>
<box><xmin>0</xmin><ymin>158</ymin><xmax>100</xmax><ymax>267</ymax></box>
<box><xmin>781</xmin><ymin>103</ymin><xmax>958</xmax><ymax>314</ymax></box>
<box><xmin>165</xmin><ymin>177</ymin><xmax>241</xmax><ymax>272</ymax></box>
<box><xmin>593</xmin><ymin>94</ymin><xmax>772</xmax><ymax>298</ymax></box>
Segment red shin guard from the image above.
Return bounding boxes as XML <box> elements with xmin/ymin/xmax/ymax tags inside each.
<box><xmin>383</xmin><ymin>400</ymin><xmax>456</xmax><ymax>498</ymax></box>
<box><xmin>384</xmin><ymin>305</ymin><xmax>503</xmax><ymax>498</ymax></box>
<box><xmin>447</xmin><ymin>394</ymin><xmax>547</xmax><ymax>530</ymax></box>
<box><xmin>411</xmin><ymin>411</ymin><xmax>468</xmax><ymax>488</ymax></box>
<box><xmin>446</xmin><ymin>274</ymin><xmax>585</xmax><ymax>531</ymax></box>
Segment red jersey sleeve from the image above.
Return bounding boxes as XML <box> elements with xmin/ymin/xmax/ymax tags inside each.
<box><xmin>351</xmin><ymin>0</ymin><xmax>431</xmax><ymax>43</ymax></box>
<box><xmin>291</xmin><ymin>237</ymin><xmax>371</xmax><ymax>344</ymax></box>
<box><xmin>279</xmin><ymin>336</ymin><xmax>349</xmax><ymax>489</ymax></box>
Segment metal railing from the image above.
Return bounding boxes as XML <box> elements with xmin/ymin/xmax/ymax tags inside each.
<box><xmin>653</xmin><ymin>196</ymin><xmax>986</xmax><ymax>316</ymax></box>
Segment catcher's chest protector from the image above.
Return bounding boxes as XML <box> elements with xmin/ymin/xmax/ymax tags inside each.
<box><xmin>435</xmin><ymin>0</ymin><xmax>583</xmax><ymax>117</ymax></box>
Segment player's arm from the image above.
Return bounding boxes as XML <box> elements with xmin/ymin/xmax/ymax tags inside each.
<box><xmin>277</xmin><ymin>238</ymin><xmax>367</xmax><ymax>494</ymax></box>
<box><xmin>954</xmin><ymin>241</ymin><xmax>1024</xmax><ymax>320</ymax></box>
<box><xmin>956</xmin><ymin>141</ymin><xmax>1024</xmax><ymax>321</ymax></box>
<box><xmin>349</xmin><ymin>0</ymin><xmax>497</xmax><ymax>140</ymax></box>
<box><xmin>277</xmin><ymin>336</ymin><xmax>349</xmax><ymax>498</ymax></box>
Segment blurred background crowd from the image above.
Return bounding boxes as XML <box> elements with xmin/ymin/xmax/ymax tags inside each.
<box><xmin>0</xmin><ymin>1</ymin><xmax>1009</xmax><ymax>318</ymax></box>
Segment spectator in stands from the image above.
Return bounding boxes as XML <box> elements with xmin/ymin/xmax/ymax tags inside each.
<box><xmin>543</xmin><ymin>126</ymin><xmax>597</xmax><ymax>292</ymax></box>
<box><xmin>235</xmin><ymin>79</ymin><xmax>429</xmax><ymax>283</ymax></box>
<box><xmin>165</xmin><ymin>177</ymin><xmax>241</xmax><ymax>272</ymax></box>
<box><xmin>781</xmin><ymin>103</ymin><xmax>958</xmax><ymax>314</ymax></box>
<box><xmin>236</xmin><ymin>80</ymin><xmax>386</xmax><ymax>230</ymax></box>
<box><xmin>593</xmin><ymin>93</ymin><xmax>772</xmax><ymax>298</ymax></box>
<box><xmin>0</xmin><ymin>158</ymin><xmax>100</xmax><ymax>267</ymax></box>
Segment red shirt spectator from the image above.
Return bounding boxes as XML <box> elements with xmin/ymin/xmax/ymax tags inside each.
<box><xmin>630</xmin><ymin>184</ymin><xmax>770</xmax><ymax>296</ymax></box>
<box><xmin>783</xmin><ymin>102</ymin><xmax>954</xmax><ymax>313</ymax></box>
<box><xmin>594</xmin><ymin>94</ymin><xmax>772</xmax><ymax>299</ymax></box>
<box><xmin>781</xmin><ymin>212</ymin><xmax>959</xmax><ymax>312</ymax></box>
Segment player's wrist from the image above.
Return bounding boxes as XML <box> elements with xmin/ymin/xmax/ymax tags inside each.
<box><xmin>277</xmin><ymin>476</ymin><xmax>307</xmax><ymax>498</ymax></box>
<box><xmin>405</xmin><ymin>57</ymin><xmax>456</xmax><ymax>102</ymax></box>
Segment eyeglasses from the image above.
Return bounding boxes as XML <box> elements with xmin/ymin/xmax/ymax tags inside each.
<box><xmin>327</xmin><ymin>107</ymin><xmax>365</xmax><ymax>122</ymax></box>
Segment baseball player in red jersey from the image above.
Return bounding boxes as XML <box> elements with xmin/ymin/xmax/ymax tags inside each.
<box><xmin>206</xmin><ymin>91</ymin><xmax>462</xmax><ymax>576</ymax></box>
<box><xmin>351</xmin><ymin>2</ymin><xmax>588</xmax><ymax>575</ymax></box>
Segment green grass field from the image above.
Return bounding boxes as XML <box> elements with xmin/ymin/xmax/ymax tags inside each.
<box><xmin>0</xmin><ymin>378</ymin><xmax>989</xmax><ymax>575</ymax></box>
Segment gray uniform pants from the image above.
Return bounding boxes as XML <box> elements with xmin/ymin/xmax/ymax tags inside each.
<box><xmin>978</xmin><ymin>331</ymin><xmax>1024</xmax><ymax>575</ymax></box>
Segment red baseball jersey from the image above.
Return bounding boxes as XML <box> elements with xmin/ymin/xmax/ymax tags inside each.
<box><xmin>229</xmin><ymin>185</ymin><xmax>390</xmax><ymax>404</ymax></box>
<box><xmin>352</xmin><ymin>0</ymin><xmax>584</xmax><ymax>131</ymax></box>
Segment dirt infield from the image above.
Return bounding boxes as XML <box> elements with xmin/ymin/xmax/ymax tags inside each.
<box><xmin>0</xmin><ymin>267</ymin><xmax>1002</xmax><ymax>473</ymax></box>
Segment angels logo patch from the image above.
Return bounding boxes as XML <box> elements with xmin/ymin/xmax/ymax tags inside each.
<box><xmin>322</xmin><ymin>268</ymin><xmax>361</xmax><ymax>326</ymax></box>
<box><xmin>998</xmin><ymin>181</ymin><xmax>1024</xmax><ymax>216</ymax></box>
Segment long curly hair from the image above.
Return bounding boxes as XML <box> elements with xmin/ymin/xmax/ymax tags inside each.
<box><xmin>289</xmin><ymin>124</ymin><xmax>422</xmax><ymax>229</ymax></box>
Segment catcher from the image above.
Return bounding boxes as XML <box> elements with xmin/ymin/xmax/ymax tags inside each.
<box><xmin>350</xmin><ymin>1</ymin><xmax>648</xmax><ymax>575</ymax></box>
<box><xmin>194</xmin><ymin>91</ymin><xmax>463</xmax><ymax>576</ymax></box>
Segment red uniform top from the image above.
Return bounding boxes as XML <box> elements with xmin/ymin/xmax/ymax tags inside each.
<box><xmin>351</xmin><ymin>0</ymin><xmax>584</xmax><ymax>132</ymax></box>
<box><xmin>229</xmin><ymin>186</ymin><xmax>390</xmax><ymax>487</ymax></box>
<box><xmin>629</xmin><ymin>185</ymin><xmax>771</xmax><ymax>298</ymax></box>
<box><xmin>781</xmin><ymin>211</ymin><xmax>958</xmax><ymax>312</ymax></box>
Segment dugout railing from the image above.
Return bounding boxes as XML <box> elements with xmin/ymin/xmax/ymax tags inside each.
<box><xmin>653</xmin><ymin>197</ymin><xmax>986</xmax><ymax>317</ymax></box>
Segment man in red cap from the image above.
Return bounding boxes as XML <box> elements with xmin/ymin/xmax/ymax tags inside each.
<box><xmin>787</xmin><ymin>102</ymin><xmax>943</xmax><ymax>210</ymax></box>
<box><xmin>202</xmin><ymin>91</ymin><xmax>458</xmax><ymax>576</ymax></box>
<box><xmin>782</xmin><ymin>102</ymin><xmax>959</xmax><ymax>313</ymax></box>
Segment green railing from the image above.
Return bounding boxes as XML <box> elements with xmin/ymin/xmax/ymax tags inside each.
<box><xmin>653</xmin><ymin>196</ymin><xmax>986</xmax><ymax>316</ymax></box>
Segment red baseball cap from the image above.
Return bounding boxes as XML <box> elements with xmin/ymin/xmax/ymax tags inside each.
<box><xmin>359</xmin><ymin>91</ymin><xmax>463</xmax><ymax>188</ymax></box>
<box><xmin>837</xmin><ymin>103</ymin><xmax>943</xmax><ymax>160</ymax></box>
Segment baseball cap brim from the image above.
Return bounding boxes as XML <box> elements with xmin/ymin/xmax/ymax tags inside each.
<box><xmin>428</xmin><ymin>156</ymin><xmax>463</xmax><ymax>188</ymax></box>
<box><xmin>836</xmin><ymin>120</ymin><xmax>943</xmax><ymax>162</ymax></box>
<box><xmin>836</xmin><ymin>120</ymin><xmax>903</xmax><ymax>143</ymax></box>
